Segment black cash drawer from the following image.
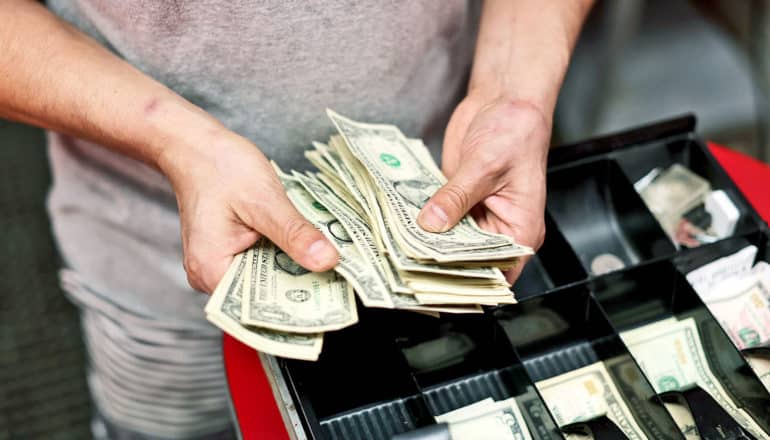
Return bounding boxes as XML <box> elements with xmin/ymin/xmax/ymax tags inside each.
<box><xmin>277</xmin><ymin>115</ymin><xmax>770</xmax><ymax>440</ymax></box>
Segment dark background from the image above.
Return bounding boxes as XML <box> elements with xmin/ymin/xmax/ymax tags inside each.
<box><xmin>0</xmin><ymin>120</ymin><xmax>91</xmax><ymax>438</ymax></box>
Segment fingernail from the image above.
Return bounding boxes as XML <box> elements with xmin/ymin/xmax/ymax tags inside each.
<box><xmin>419</xmin><ymin>204</ymin><xmax>449</xmax><ymax>232</ymax></box>
<box><xmin>307</xmin><ymin>239</ymin><xmax>338</xmax><ymax>269</ymax></box>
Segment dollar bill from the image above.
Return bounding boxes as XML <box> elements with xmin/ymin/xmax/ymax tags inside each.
<box><xmin>535</xmin><ymin>361</ymin><xmax>649</xmax><ymax>439</ymax></box>
<box><xmin>205</xmin><ymin>251</ymin><xmax>323</xmax><ymax>361</ymax></box>
<box><xmin>604</xmin><ymin>355</ymin><xmax>684</xmax><ymax>439</ymax></box>
<box><xmin>240</xmin><ymin>237</ymin><xmax>358</xmax><ymax>333</ymax></box>
<box><xmin>405</xmin><ymin>278</ymin><xmax>511</xmax><ymax>296</ymax></box>
<box><xmin>281</xmin><ymin>167</ymin><xmax>483</xmax><ymax>314</ymax></box>
<box><xmin>435</xmin><ymin>398</ymin><xmax>496</xmax><ymax>423</ymax></box>
<box><xmin>290</xmin><ymin>169</ymin><xmax>420</xmax><ymax>308</ymax></box>
<box><xmin>621</xmin><ymin>317</ymin><xmax>767</xmax><ymax>438</ymax></box>
<box><xmin>755</xmin><ymin>261</ymin><xmax>770</xmax><ymax>279</ymax></box>
<box><xmin>275</xmin><ymin>167</ymin><xmax>395</xmax><ymax>309</ymax></box>
<box><xmin>704</xmin><ymin>275</ymin><xmax>770</xmax><ymax>349</ymax></box>
<box><xmin>291</xmin><ymin>169</ymin><xmax>409</xmax><ymax>294</ymax></box>
<box><xmin>746</xmin><ymin>355</ymin><xmax>770</xmax><ymax>394</ymax></box>
<box><xmin>686</xmin><ymin>252</ymin><xmax>770</xmax><ymax>395</ymax></box>
<box><xmin>314</xmin><ymin>171</ymin><xmax>367</xmax><ymax>220</ymax></box>
<box><xmin>413</xmin><ymin>294</ymin><xmax>512</xmax><ymax>306</ymax></box>
<box><xmin>686</xmin><ymin>251</ymin><xmax>770</xmax><ymax>352</ymax></box>
<box><xmin>378</xmin><ymin>192</ymin><xmax>508</xmax><ymax>278</ymax></box>
<box><xmin>304</xmin><ymin>149</ymin><xmax>343</xmax><ymax>188</ymax></box>
<box><xmin>314</xmin><ymin>139</ymin><xmax>372</xmax><ymax>219</ymax></box>
<box><xmin>436</xmin><ymin>398</ymin><xmax>534</xmax><ymax>440</ymax></box>
<box><xmin>324</xmin><ymin>135</ymin><xmax>507</xmax><ymax>281</ymax></box>
<box><xmin>326</xmin><ymin>108</ymin><xmax>532</xmax><ymax>262</ymax></box>
<box><xmin>517</xmin><ymin>387</ymin><xmax>563</xmax><ymax>440</ymax></box>
<box><xmin>686</xmin><ymin>245</ymin><xmax>758</xmax><ymax>299</ymax></box>
<box><xmin>662</xmin><ymin>402</ymin><xmax>700</xmax><ymax>440</ymax></box>
<box><xmin>294</xmin><ymin>169</ymin><xmax>512</xmax><ymax>308</ymax></box>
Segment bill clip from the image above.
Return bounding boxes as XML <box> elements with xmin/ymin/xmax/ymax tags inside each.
<box><xmin>659</xmin><ymin>386</ymin><xmax>755</xmax><ymax>440</ymax></box>
<box><xmin>740</xmin><ymin>343</ymin><xmax>770</xmax><ymax>358</ymax></box>
<box><xmin>561</xmin><ymin>415</ymin><xmax>628</xmax><ymax>439</ymax></box>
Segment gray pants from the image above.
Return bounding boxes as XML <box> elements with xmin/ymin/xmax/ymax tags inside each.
<box><xmin>92</xmin><ymin>413</ymin><xmax>235</xmax><ymax>440</ymax></box>
<box><xmin>60</xmin><ymin>270</ymin><xmax>236</xmax><ymax>440</ymax></box>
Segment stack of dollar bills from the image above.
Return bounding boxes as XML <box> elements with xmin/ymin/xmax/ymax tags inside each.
<box><xmin>536</xmin><ymin>360</ymin><xmax>651</xmax><ymax>438</ymax></box>
<box><xmin>687</xmin><ymin>245</ymin><xmax>770</xmax><ymax>394</ymax></box>
<box><xmin>621</xmin><ymin>316</ymin><xmax>767</xmax><ymax>438</ymax></box>
<box><xmin>533</xmin><ymin>315</ymin><xmax>769</xmax><ymax>439</ymax></box>
<box><xmin>205</xmin><ymin>110</ymin><xmax>533</xmax><ymax>360</ymax></box>
<box><xmin>434</xmin><ymin>397</ymin><xmax>534</xmax><ymax>440</ymax></box>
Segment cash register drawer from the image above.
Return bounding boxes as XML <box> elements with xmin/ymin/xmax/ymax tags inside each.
<box><xmin>276</xmin><ymin>115</ymin><xmax>770</xmax><ymax>440</ymax></box>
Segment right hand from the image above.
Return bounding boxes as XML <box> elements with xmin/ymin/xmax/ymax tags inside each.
<box><xmin>158</xmin><ymin>127</ymin><xmax>339</xmax><ymax>293</ymax></box>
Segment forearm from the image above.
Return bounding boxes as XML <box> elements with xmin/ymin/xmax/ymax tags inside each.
<box><xmin>470</xmin><ymin>0</ymin><xmax>593</xmax><ymax>115</ymax></box>
<box><xmin>0</xmin><ymin>0</ymin><xmax>220</xmax><ymax>171</ymax></box>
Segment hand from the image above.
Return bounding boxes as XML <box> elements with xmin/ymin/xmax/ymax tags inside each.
<box><xmin>158</xmin><ymin>128</ymin><xmax>339</xmax><ymax>293</ymax></box>
<box><xmin>417</xmin><ymin>94</ymin><xmax>550</xmax><ymax>283</ymax></box>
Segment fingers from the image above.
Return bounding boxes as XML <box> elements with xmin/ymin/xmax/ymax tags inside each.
<box><xmin>480</xmin><ymin>203</ymin><xmax>546</xmax><ymax>285</ymax></box>
<box><xmin>181</xmin><ymin>182</ymin><xmax>339</xmax><ymax>294</ymax></box>
<box><xmin>183</xmin><ymin>217</ymin><xmax>260</xmax><ymax>293</ymax></box>
<box><xmin>270</xmin><ymin>214</ymin><xmax>339</xmax><ymax>271</ymax></box>
<box><xmin>441</xmin><ymin>100</ymin><xmax>477</xmax><ymax>178</ymax></box>
<box><xmin>417</xmin><ymin>160</ymin><xmax>498</xmax><ymax>232</ymax></box>
<box><xmin>184</xmin><ymin>204</ymin><xmax>338</xmax><ymax>294</ymax></box>
<box><xmin>242</xmin><ymin>187</ymin><xmax>339</xmax><ymax>273</ymax></box>
<box><xmin>185</xmin><ymin>252</ymin><xmax>235</xmax><ymax>294</ymax></box>
<box><xmin>504</xmin><ymin>254</ymin><xmax>533</xmax><ymax>285</ymax></box>
<box><xmin>503</xmin><ymin>221</ymin><xmax>545</xmax><ymax>284</ymax></box>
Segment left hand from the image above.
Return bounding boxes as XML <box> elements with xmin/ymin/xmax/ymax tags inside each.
<box><xmin>417</xmin><ymin>93</ymin><xmax>550</xmax><ymax>283</ymax></box>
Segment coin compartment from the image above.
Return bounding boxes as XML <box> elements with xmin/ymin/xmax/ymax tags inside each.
<box><xmin>592</xmin><ymin>260</ymin><xmax>770</xmax><ymax>433</ymax></box>
<box><xmin>383</xmin><ymin>311</ymin><xmax>563</xmax><ymax>438</ymax></box>
<box><xmin>613</xmin><ymin>137</ymin><xmax>762</xmax><ymax>242</ymax></box>
<box><xmin>546</xmin><ymin>158</ymin><xmax>676</xmax><ymax>276</ymax></box>
<box><xmin>280</xmin><ymin>308</ymin><xmax>434</xmax><ymax>440</ymax></box>
<box><xmin>512</xmin><ymin>213</ymin><xmax>587</xmax><ymax>299</ymax></box>
<box><xmin>387</xmin><ymin>309</ymin><xmax>515</xmax><ymax>390</ymax></box>
<box><xmin>494</xmin><ymin>286</ymin><xmax>683</xmax><ymax>438</ymax></box>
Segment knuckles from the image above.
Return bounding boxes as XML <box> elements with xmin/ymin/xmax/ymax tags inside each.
<box><xmin>474</xmin><ymin>147</ymin><xmax>507</xmax><ymax>178</ymax></box>
<box><xmin>506</xmin><ymin>219</ymin><xmax>546</xmax><ymax>252</ymax></box>
<box><xmin>183</xmin><ymin>251</ymin><xmax>209</xmax><ymax>292</ymax></box>
<box><xmin>281</xmin><ymin>216</ymin><xmax>313</xmax><ymax>251</ymax></box>
<box><xmin>438</xmin><ymin>184</ymin><xmax>472</xmax><ymax>218</ymax></box>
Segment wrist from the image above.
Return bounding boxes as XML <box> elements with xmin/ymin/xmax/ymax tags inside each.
<box><xmin>147</xmin><ymin>99</ymin><xmax>228</xmax><ymax>182</ymax></box>
<box><xmin>452</xmin><ymin>91</ymin><xmax>551</xmax><ymax>174</ymax></box>
<box><xmin>466</xmin><ymin>81</ymin><xmax>556</xmax><ymax>126</ymax></box>
<box><xmin>463</xmin><ymin>90</ymin><xmax>553</xmax><ymax>138</ymax></box>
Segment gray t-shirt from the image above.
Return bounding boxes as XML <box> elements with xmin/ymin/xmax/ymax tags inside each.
<box><xmin>46</xmin><ymin>0</ymin><xmax>479</xmax><ymax>327</ymax></box>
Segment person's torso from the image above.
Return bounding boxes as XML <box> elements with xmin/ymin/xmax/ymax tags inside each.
<box><xmin>46</xmin><ymin>0</ymin><xmax>479</xmax><ymax>321</ymax></box>
<box><xmin>49</xmin><ymin>0</ymin><xmax>478</xmax><ymax>170</ymax></box>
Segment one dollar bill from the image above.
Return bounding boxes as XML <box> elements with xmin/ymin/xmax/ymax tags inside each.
<box><xmin>240</xmin><ymin>238</ymin><xmax>358</xmax><ymax>333</ymax></box>
<box><xmin>205</xmin><ymin>251</ymin><xmax>323</xmax><ymax>361</ymax></box>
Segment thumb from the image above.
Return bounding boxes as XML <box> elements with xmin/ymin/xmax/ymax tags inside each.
<box><xmin>248</xmin><ymin>195</ymin><xmax>339</xmax><ymax>272</ymax></box>
<box><xmin>417</xmin><ymin>163</ymin><xmax>495</xmax><ymax>233</ymax></box>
